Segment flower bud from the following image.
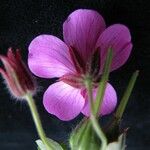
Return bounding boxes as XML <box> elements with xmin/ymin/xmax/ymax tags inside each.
<box><xmin>0</xmin><ymin>48</ymin><xmax>36</xmax><ymax>98</ymax></box>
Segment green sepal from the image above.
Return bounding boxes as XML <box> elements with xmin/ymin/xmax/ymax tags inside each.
<box><xmin>36</xmin><ymin>138</ymin><xmax>64</xmax><ymax>150</ymax></box>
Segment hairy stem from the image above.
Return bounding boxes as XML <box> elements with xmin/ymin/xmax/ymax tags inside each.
<box><xmin>25</xmin><ymin>94</ymin><xmax>52</xmax><ymax>150</ymax></box>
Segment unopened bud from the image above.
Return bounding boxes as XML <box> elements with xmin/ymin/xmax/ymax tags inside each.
<box><xmin>0</xmin><ymin>48</ymin><xmax>36</xmax><ymax>98</ymax></box>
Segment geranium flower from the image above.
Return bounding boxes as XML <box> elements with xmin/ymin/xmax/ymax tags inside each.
<box><xmin>28</xmin><ymin>9</ymin><xmax>132</xmax><ymax>121</ymax></box>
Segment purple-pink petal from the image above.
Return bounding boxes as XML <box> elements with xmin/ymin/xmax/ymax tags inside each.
<box><xmin>81</xmin><ymin>83</ymin><xmax>117</xmax><ymax>116</ymax></box>
<box><xmin>96</xmin><ymin>24</ymin><xmax>132</xmax><ymax>72</ymax></box>
<box><xmin>43</xmin><ymin>81</ymin><xmax>85</xmax><ymax>121</ymax></box>
<box><xmin>28</xmin><ymin>35</ymin><xmax>75</xmax><ymax>78</ymax></box>
<box><xmin>63</xmin><ymin>9</ymin><xmax>106</xmax><ymax>63</ymax></box>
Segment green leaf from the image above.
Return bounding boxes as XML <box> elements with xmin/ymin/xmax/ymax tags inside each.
<box><xmin>106</xmin><ymin>134</ymin><xmax>126</xmax><ymax>150</ymax></box>
<box><xmin>36</xmin><ymin>138</ymin><xmax>64</xmax><ymax>150</ymax></box>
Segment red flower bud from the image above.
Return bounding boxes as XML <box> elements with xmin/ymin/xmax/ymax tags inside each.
<box><xmin>0</xmin><ymin>48</ymin><xmax>36</xmax><ymax>98</ymax></box>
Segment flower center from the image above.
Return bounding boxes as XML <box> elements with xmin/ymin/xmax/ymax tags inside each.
<box><xmin>60</xmin><ymin>47</ymin><xmax>101</xmax><ymax>88</ymax></box>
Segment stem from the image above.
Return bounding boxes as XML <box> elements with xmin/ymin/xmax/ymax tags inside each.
<box><xmin>25</xmin><ymin>94</ymin><xmax>52</xmax><ymax>150</ymax></box>
<box><xmin>115</xmin><ymin>70</ymin><xmax>139</xmax><ymax>120</ymax></box>
<box><xmin>85</xmin><ymin>78</ymin><xmax>107</xmax><ymax>150</ymax></box>
<box><xmin>84</xmin><ymin>77</ymin><xmax>94</xmax><ymax>114</ymax></box>
<box><xmin>83</xmin><ymin>49</ymin><xmax>113</xmax><ymax>149</ymax></box>
<box><xmin>94</xmin><ymin>49</ymin><xmax>113</xmax><ymax>116</ymax></box>
<box><xmin>90</xmin><ymin>115</ymin><xmax>107</xmax><ymax>150</ymax></box>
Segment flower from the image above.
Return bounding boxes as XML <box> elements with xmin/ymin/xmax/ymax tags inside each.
<box><xmin>0</xmin><ymin>48</ymin><xmax>35</xmax><ymax>98</ymax></box>
<box><xmin>28</xmin><ymin>9</ymin><xmax>132</xmax><ymax>121</ymax></box>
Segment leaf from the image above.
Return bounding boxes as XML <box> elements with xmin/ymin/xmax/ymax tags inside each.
<box><xmin>36</xmin><ymin>138</ymin><xmax>64</xmax><ymax>150</ymax></box>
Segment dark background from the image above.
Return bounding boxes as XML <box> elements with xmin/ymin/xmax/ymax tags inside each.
<box><xmin>0</xmin><ymin>0</ymin><xmax>150</xmax><ymax>149</ymax></box>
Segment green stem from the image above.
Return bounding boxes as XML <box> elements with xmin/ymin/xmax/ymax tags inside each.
<box><xmin>90</xmin><ymin>115</ymin><xmax>107</xmax><ymax>150</ymax></box>
<box><xmin>84</xmin><ymin>77</ymin><xmax>94</xmax><ymax>114</ymax></box>
<box><xmin>25</xmin><ymin>94</ymin><xmax>52</xmax><ymax>150</ymax></box>
<box><xmin>94</xmin><ymin>49</ymin><xmax>113</xmax><ymax>116</ymax></box>
<box><xmin>115</xmin><ymin>70</ymin><xmax>139</xmax><ymax>120</ymax></box>
<box><xmin>85</xmin><ymin>78</ymin><xmax>107</xmax><ymax>150</ymax></box>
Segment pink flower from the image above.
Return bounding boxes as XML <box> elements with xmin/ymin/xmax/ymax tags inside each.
<box><xmin>28</xmin><ymin>9</ymin><xmax>132</xmax><ymax>121</ymax></box>
<box><xmin>0</xmin><ymin>48</ymin><xmax>35</xmax><ymax>98</ymax></box>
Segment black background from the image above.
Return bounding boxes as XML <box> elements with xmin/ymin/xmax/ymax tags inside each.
<box><xmin>0</xmin><ymin>0</ymin><xmax>150</xmax><ymax>150</ymax></box>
